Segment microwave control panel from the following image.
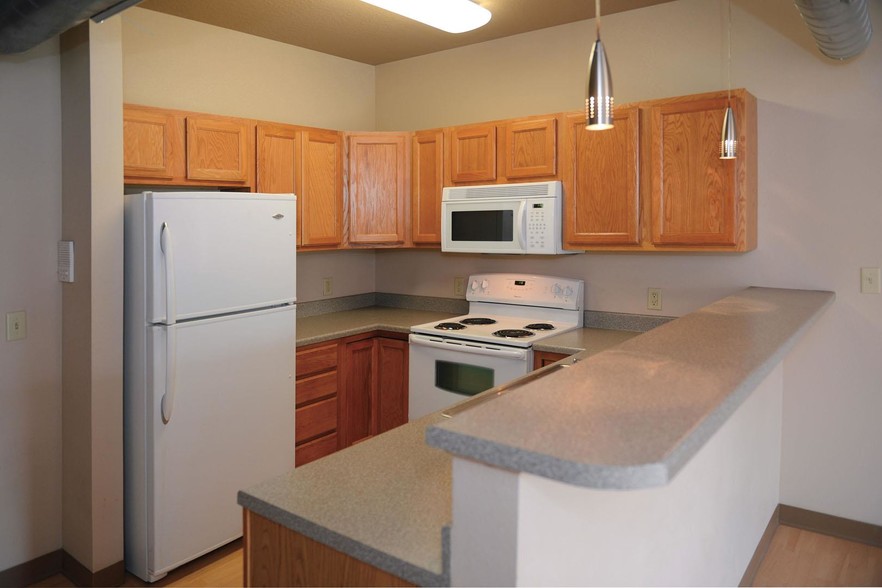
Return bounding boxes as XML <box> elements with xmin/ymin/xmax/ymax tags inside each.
<box><xmin>525</xmin><ymin>198</ymin><xmax>560</xmax><ymax>254</ymax></box>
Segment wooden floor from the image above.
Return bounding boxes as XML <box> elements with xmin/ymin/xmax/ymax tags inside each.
<box><xmin>30</xmin><ymin>525</ymin><xmax>882</xmax><ymax>587</ymax></box>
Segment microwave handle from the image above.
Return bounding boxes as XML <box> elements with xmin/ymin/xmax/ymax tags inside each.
<box><xmin>515</xmin><ymin>200</ymin><xmax>527</xmax><ymax>250</ymax></box>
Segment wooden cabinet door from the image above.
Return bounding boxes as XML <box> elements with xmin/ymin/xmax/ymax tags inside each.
<box><xmin>411</xmin><ymin>130</ymin><xmax>444</xmax><ymax>245</ymax></box>
<box><xmin>533</xmin><ymin>351</ymin><xmax>569</xmax><ymax>370</ymax></box>
<box><xmin>347</xmin><ymin>133</ymin><xmax>410</xmax><ymax>245</ymax></box>
<box><xmin>339</xmin><ymin>337</ymin><xmax>376</xmax><ymax>448</ymax></box>
<box><xmin>376</xmin><ymin>337</ymin><xmax>408</xmax><ymax>434</ymax></box>
<box><xmin>649</xmin><ymin>91</ymin><xmax>755</xmax><ymax>248</ymax></box>
<box><xmin>300</xmin><ymin>129</ymin><xmax>344</xmax><ymax>248</ymax></box>
<box><xmin>562</xmin><ymin>107</ymin><xmax>641</xmax><ymax>247</ymax></box>
<box><xmin>447</xmin><ymin>123</ymin><xmax>496</xmax><ymax>183</ymax></box>
<box><xmin>123</xmin><ymin>106</ymin><xmax>181</xmax><ymax>180</ymax></box>
<box><xmin>186</xmin><ymin>115</ymin><xmax>251</xmax><ymax>183</ymax></box>
<box><xmin>499</xmin><ymin>116</ymin><xmax>558</xmax><ymax>180</ymax></box>
<box><xmin>256</xmin><ymin>123</ymin><xmax>300</xmax><ymax>244</ymax></box>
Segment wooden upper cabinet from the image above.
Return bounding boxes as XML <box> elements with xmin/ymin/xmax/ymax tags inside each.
<box><xmin>411</xmin><ymin>129</ymin><xmax>444</xmax><ymax>245</ymax></box>
<box><xmin>499</xmin><ymin>116</ymin><xmax>558</xmax><ymax>180</ymax></box>
<box><xmin>123</xmin><ymin>106</ymin><xmax>181</xmax><ymax>180</ymax></box>
<box><xmin>186</xmin><ymin>115</ymin><xmax>251</xmax><ymax>183</ymax></box>
<box><xmin>256</xmin><ymin>123</ymin><xmax>300</xmax><ymax>245</ymax></box>
<box><xmin>300</xmin><ymin>129</ymin><xmax>344</xmax><ymax>248</ymax></box>
<box><xmin>649</xmin><ymin>89</ymin><xmax>756</xmax><ymax>249</ymax></box>
<box><xmin>447</xmin><ymin>123</ymin><xmax>496</xmax><ymax>184</ymax></box>
<box><xmin>562</xmin><ymin>107</ymin><xmax>640</xmax><ymax>247</ymax></box>
<box><xmin>347</xmin><ymin>132</ymin><xmax>410</xmax><ymax>245</ymax></box>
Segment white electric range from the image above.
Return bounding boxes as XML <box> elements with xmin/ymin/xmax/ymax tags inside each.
<box><xmin>408</xmin><ymin>273</ymin><xmax>584</xmax><ymax>420</ymax></box>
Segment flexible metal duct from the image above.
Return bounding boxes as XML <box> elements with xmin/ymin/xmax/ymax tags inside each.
<box><xmin>0</xmin><ymin>0</ymin><xmax>140</xmax><ymax>54</ymax></box>
<box><xmin>793</xmin><ymin>0</ymin><xmax>873</xmax><ymax>60</ymax></box>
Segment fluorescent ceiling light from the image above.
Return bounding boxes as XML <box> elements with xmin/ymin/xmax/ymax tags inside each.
<box><xmin>360</xmin><ymin>0</ymin><xmax>492</xmax><ymax>34</ymax></box>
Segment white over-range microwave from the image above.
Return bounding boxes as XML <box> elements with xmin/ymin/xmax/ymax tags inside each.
<box><xmin>440</xmin><ymin>180</ymin><xmax>575</xmax><ymax>255</ymax></box>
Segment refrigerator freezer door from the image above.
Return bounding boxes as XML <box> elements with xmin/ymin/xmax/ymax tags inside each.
<box><xmin>145</xmin><ymin>193</ymin><xmax>296</xmax><ymax>323</ymax></box>
<box><xmin>141</xmin><ymin>305</ymin><xmax>295</xmax><ymax>580</ymax></box>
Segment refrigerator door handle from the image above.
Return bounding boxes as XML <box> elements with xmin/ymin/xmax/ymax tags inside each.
<box><xmin>161</xmin><ymin>324</ymin><xmax>177</xmax><ymax>424</ymax></box>
<box><xmin>160</xmin><ymin>222</ymin><xmax>177</xmax><ymax>326</ymax></box>
<box><xmin>160</xmin><ymin>222</ymin><xmax>177</xmax><ymax>424</ymax></box>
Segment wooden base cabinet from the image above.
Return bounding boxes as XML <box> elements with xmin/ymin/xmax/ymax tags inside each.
<box><xmin>294</xmin><ymin>342</ymin><xmax>340</xmax><ymax>466</ymax></box>
<box><xmin>244</xmin><ymin>510</ymin><xmax>413</xmax><ymax>587</ymax></box>
<box><xmin>533</xmin><ymin>351</ymin><xmax>570</xmax><ymax>370</ymax></box>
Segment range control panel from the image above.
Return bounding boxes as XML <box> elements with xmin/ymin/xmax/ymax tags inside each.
<box><xmin>466</xmin><ymin>273</ymin><xmax>584</xmax><ymax>310</ymax></box>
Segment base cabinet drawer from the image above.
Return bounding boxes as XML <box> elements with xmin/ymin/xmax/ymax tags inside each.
<box><xmin>295</xmin><ymin>397</ymin><xmax>337</xmax><ymax>444</ymax></box>
<box><xmin>295</xmin><ymin>433</ymin><xmax>338</xmax><ymax>467</ymax></box>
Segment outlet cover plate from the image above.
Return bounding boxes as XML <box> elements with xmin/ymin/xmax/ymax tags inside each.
<box><xmin>6</xmin><ymin>311</ymin><xmax>26</xmax><ymax>341</ymax></box>
<box><xmin>647</xmin><ymin>288</ymin><xmax>662</xmax><ymax>311</ymax></box>
<box><xmin>861</xmin><ymin>267</ymin><xmax>881</xmax><ymax>294</ymax></box>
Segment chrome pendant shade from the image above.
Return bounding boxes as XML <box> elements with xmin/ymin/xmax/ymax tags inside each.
<box><xmin>586</xmin><ymin>38</ymin><xmax>614</xmax><ymax>130</ymax></box>
<box><xmin>720</xmin><ymin>106</ymin><xmax>737</xmax><ymax>159</ymax></box>
<box><xmin>586</xmin><ymin>0</ymin><xmax>613</xmax><ymax>130</ymax></box>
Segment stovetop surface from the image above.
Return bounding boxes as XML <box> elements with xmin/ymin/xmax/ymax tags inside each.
<box><xmin>410</xmin><ymin>312</ymin><xmax>581</xmax><ymax>348</ymax></box>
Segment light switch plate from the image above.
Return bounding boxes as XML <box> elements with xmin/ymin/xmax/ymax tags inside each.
<box><xmin>322</xmin><ymin>277</ymin><xmax>333</xmax><ymax>297</ymax></box>
<box><xmin>6</xmin><ymin>311</ymin><xmax>26</xmax><ymax>341</ymax></box>
<box><xmin>454</xmin><ymin>277</ymin><xmax>465</xmax><ymax>297</ymax></box>
<box><xmin>860</xmin><ymin>267</ymin><xmax>881</xmax><ymax>294</ymax></box>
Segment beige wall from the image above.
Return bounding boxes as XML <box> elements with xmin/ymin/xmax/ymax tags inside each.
<box><xmin>375</xmin><ymin>0</ymin><xmax>882</xmax><ymax>527</ymax></box>
<box><xmin>60</xmin><ymin>18</ymin><xmax>125</xmax><ymax>573</ymax></box>
<box><xmin>121</xmin><ymin>7</ymin><xmax>376</xmax><ymax>131</ymax></box>
<box><xmin>0</xmin><ymin>40</ymin><xmax>63</xmax><ymax>572</ymax></box>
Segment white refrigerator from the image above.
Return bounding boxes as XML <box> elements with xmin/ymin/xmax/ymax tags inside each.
<box><xmin>123</xmin><ymin>192</ymin><xmax>297</xmax><ymax>582</ymax></box>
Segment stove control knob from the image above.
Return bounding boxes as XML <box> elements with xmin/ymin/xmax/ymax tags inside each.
<box><xmin>481</xmin><ymin>279</ymin><xmax>489</xmax><ymax>290</ymax></box>
<box><xmin>470</xmin><ymin>280</ymin><xmax>479</xmax><ymax>291</ymax></box>
<box><xmin>564</xmin><ymin>286</ymin><xmax>574</xmax><ymax>297</ymax></box>
<box><xmin>552</xmin><ymin>283</ymin><xmax>563</xmax><ymax>296</ymax></box>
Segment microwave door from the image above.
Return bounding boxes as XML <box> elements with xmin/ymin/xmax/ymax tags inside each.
<box><xmin>443</xmin><ymin>200</ymin><xmax>526</xmax><ymax>253</ymax></box>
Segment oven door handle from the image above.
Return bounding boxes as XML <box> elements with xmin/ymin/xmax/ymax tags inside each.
<box><xmin>409</xmin><ymin>334</ymin><xmax>528</xmax><ymax>360</ymax></box>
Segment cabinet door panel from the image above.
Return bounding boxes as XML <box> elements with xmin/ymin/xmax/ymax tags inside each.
<box><xmin>563</xmin><ymin>108</ymin><xmax>640</xmax><ymax>246</ymax></box>
<box><xmin>339</xmin><ymin>338</ymin><xmax>376</xmax><ymax>448</ymax></box>
<box><xmin>448</xmin><ymin>123</ymin><xmax>496</xmax><ymax>183</ymax></box>
<box><xmin>501</xmin><ymin>117</ymin><xmax>557</xmax><ymax>179</ymax></box>
<box><xmin>377</xmin><ymin>337</ymin><xmax>408</xmax><ymax>434</ymax></box>
<box><xmin>650</xmin><ymin>96</ymin><xmax>736</xmax><ymax>246</ymax></box>
<box><xmin>256</xmin><ymin>123</ymin><xmax>297</xmax><ymax>194</ymax></box>
<box><xmin>300</xmin><ymin>130</ymin><xmax>344</xmax><ymax>247</ymax></box>
<box><xmin>412</xmin><ymin>130</ymin><xmax>443</xmax><ymax>244</ymax></box>
<box><xmin>348</xmin><ymin>133</ymin><xmax>409</xmax><ymax>244</ymax></box>
<box><xmin>186</xmin><ymin>116</ymin><xmax>250</xmax><ymax>183</ymax></box>
<box><xmin>123</xmin><ymin>108</ymin><xmax>179</xmax><ymax>180</ymax></box>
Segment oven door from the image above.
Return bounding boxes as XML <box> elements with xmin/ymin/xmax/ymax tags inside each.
<box><xmin>408</xmin><ymin>333</ymin><xmax>530</xmax><ymax>420</ymax></box>
<box><xmin>441</xmin><ymin>199</ymin><xmax>526</xmax><ymax>254</ymax></box>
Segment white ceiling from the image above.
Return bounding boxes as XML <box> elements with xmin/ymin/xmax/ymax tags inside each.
<box><xmin>138</xmin><ymin>0</ymin><xmax>677</xmax><ymax>65</ymax></box>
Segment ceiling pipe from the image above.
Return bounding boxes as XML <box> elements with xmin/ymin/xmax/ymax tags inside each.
<box><xmin>793</xmin><ymin>0</ymin><xmax>872</xmax><ymax>60</ymax></box>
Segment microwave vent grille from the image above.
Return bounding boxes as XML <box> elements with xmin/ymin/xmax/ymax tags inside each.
<box><xmin>448</xmin><ymin>180</ymin><xmax>560</xmax><ymax>200</ymax></box>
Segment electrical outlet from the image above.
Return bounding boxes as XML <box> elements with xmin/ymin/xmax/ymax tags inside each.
<box><xmin>647</xmin><ymin>288</ymin><xmax>662</xmax><ymax>311</ymax></box>
<box><xmin>454</xmin><ymin>276</ymin><xmax>465</xmax><ymax>297</ymax></box>
<box><xmin>322</xmin><ymin>277</ymin><xmax>333</xmax><ymax>297</ymax></box>
<box><xmin>861</xmin><ymin>267</ymin><xmax>881</xmax><ymax>294</ymax></box>
<box><xmin>6</xmin><ymin>311</ymin><xmax>26</xmax><ymax>341</ymax></box>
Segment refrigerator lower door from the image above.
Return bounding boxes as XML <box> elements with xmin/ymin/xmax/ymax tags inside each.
<box><xmin>128</xmin><ymin>305</ymin><xmax>295</xmax><ymax>582</ymax></box>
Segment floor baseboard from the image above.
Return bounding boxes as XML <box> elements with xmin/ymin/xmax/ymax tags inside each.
<box><xmin>779</xmin><ymin>504</ymin><xmax>882</xmax><ymax>549</ymax></box>
<box><xmin>0</xmin><ymin>549</ymin><xmax>62</xmax><ymax>588</ymax></box>
<box><xmin>739</xmin><ymin>505</ymin><xmax>780</xmax><ymax>587</ymax></box>
<box><xmin>61</xmin><ymin>552</ymin><xmax>125</xmax><ymax>587</ymax></box>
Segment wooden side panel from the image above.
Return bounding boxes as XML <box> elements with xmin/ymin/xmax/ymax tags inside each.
<box><xmin>447</xmin><ymin>123</ymin><xmax>496</xmax><ymax>183</ymax></box>
<box><xmin>244</xmin><ymin>510</ymin><xmax>414</xmax><ymax>587</ymax></box>
<box><xmin>562</xmin><ymin>107</ymin><xmax>641</xmax><ymax>247</ymax></box>
<box><xmin>376</xmin><ymin>337</ymin><xmax>408</xmax><ymax>434</ymax></box>
<box><xmin>338</xmin><ymin>338</ymin><xmax>376</xmax><ymax>448</ymax></box>
<box><xmin>295</xmin><ymin>397</ymin><xmax>337</xmax><ymax>444</ymax></box>
<box><xmin>500</xmin><ymin>116</ymin><xmax>558</xmax><ymax>180</ymax></box>
<box><xmin>295</xmin><ymin>342</ymin><xmax>338</xmax><ymax>378</ymax></box>
<box><xmin>186</xmin><ymin>116</ymin><xmax>251</xmax><ymax>183</ymax></box>
<box><xmin>650</xmin><ymin>95</ymin><xmax>737</xmax><ymax>246</ymax></box>
<box><xmin>411</xmin><ymin>129</ymin><xmax>444</xmax><ymax>244</ymax></box>
<box><xmin>532</xmin><ymin>351</ymin><xmax>569</xmax><ymax>370</ymax></box>
<box><xmin>123</xmin><ymin>107</ymin><xmax>180</xmax><ymax>179</ymax></box>
<box><xmin>300</xmin><ymin>129</ymin><xmax>344</xmax><ymax>247</ymax></box>
<box><xmin>347</xmin><ymin>133</ymin><xmax>410</xmax><ymax>244</ymax></box>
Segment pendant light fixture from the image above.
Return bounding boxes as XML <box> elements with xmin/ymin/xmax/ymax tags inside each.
<box><xmin>359</xmin><ymin>0</ymin><xmax>491</xmax><ymax>34</ymax></box>
<box><xmin>720</xmin><ymin>0</ymin><xmax>737</xmax><ymax>159</ymax></box>
<box><xmin>586</xmin><ymin>0</ymin><xmax>614</xmax><ymax>130</ymax></box>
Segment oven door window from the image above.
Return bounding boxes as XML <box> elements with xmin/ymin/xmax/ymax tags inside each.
<box><xmin>435</xmin><ymin>360</ymin><xmax>494</xmax><ymax>397</ymax></box>
<box><xmin>451</xmin><ymin>210</ymin><xmax>514</xmax><ymax>242</ymax></box>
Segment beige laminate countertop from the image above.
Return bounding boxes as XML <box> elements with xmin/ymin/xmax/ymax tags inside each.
<box><xmin>296</xmin><ymin>307</ymin><xmax>456</xmax><ymax>346</ymax></box>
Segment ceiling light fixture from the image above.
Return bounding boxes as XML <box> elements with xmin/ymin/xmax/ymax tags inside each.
<box><xmin>360</xmin><ymin>0</ymin><xmax>491</xmax><ymax>34</ymax></box>
<box><xmin>720</xmin><ymin>0</ymin><xmax>737</xmax><ymax>159</ymax></box>
<box><xmin>586</xmin><ymin>0</ymin><xmax>614</xmax><ymax>130</ymax></box>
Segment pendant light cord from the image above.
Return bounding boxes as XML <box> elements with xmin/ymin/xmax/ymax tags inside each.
<box><xmin>727</xmin><ymin>0</ymin><xmax>732</xmax><ymax>102</ymax></box>
<box><xmin>596</xmin><ymin>0</ymin><xmax>601</xmax><ymax>40</ymax></box>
